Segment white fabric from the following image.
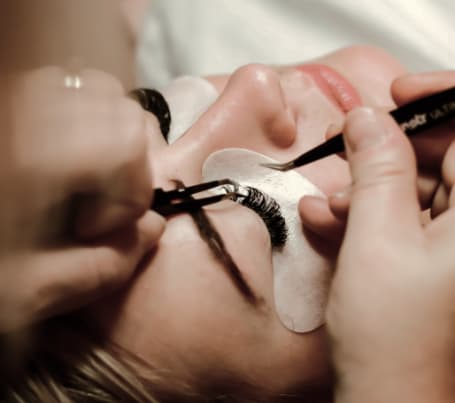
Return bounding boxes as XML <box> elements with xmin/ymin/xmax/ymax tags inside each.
<box><xmin>137</xmin><ymin>0</ymin><xmax>454</xmax><ymax>87</ymax></box>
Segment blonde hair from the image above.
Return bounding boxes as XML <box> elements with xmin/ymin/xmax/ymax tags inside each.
<box><xmin>0</xmin><ymin>315</ymin><xmax>204</xmax><ymax>403</ymax></box>
<box><xmin>0</xmin><ymin>314</ymin><xmax>326</xmax><ymax>403</ymax></box>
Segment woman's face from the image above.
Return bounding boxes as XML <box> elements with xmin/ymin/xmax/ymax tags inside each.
<box><xmin>94</xmin><ymin>46</ymin><xmax>406</xmax><ymax>396</ymax></box>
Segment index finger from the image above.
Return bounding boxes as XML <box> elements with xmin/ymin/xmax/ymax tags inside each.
<box><xmin>392</xmin><ymin>71</ymin><xmax>455</xmax><ymax>105</ymax></box>
<box><xmin>391</xmin><ymin>72</ymin><xmax>455</xmax><ymax>171</ymax></box>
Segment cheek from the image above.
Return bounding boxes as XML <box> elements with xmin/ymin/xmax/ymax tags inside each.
<box><xmin>207</xmin><ymin>205</ymin><xmax>274</xmax><ymax>299</ymax></box>
<box><xmin>98</xmin><ymin>238</ymin><xmax>266</xmax><ymax>374</ymax></box>
<box><xmin>262</xmin><ymin>326</ymin><xmax>332</xmax><ymax>390</ymax></box>
<box><xmin>100</xmin><ymin>211</ymin><xmax>275</xmax><ymax>360</ymax></box>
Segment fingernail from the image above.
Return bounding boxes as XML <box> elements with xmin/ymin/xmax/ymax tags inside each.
<box><xmin>345</xmin><ymin>107</ymin><xmax>389</xmax><ymax>152</ymax></box>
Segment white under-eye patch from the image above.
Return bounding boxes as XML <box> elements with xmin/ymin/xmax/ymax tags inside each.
<box><xmin>161</xmin><ymin>76</ymin><xmax>219</xmax><ymax>144</ymax></box>
<box><xmin>202</xmin><ymin>148</ymin><xmax>331</xmax><ymax>333</ymax></box>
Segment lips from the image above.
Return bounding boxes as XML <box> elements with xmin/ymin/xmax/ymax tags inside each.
<box><xmin>296</xmin><ymin>64</ymin><xmax>362</xmax><ymax>112</ymax></box>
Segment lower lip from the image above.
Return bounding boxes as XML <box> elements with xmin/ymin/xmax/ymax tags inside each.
<box><xmin>296</xmin><ymin>64</ymin><xmax>362</xmax><ymax>112</ymax></box>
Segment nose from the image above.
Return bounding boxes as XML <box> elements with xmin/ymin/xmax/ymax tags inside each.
<box><xmin>209</xmin><ymin>64</ymin><xmax>299</xmax><ymax>149</ymax></box>
<box><xmin>169</xmin><ymin>64</ymin><xmax>299</xmax><ymax>170</ymax></box>
<box><xmin>163</xmin><ymin>62</ymin><xmax>346</xmax><ymax>188</ymax></box>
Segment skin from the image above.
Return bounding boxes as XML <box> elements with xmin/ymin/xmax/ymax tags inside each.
<box><xmin>92</xmin><ymin>45</ymin><xmax>409</xmax><ymax>397</ymax></box>
<box><xmin>328</xmin><ymin>89</ymin><xmax>455</xmax><ymax>402</ymax></box>
<box><xmin>0</xmin><ymin>0</ymin><xmax>165</xmax><ymax>332</ymax></box>
<box><xmin>0</xmin><ymin>67</ymin><xmax>165</xmax><ymax>333</ymax></box>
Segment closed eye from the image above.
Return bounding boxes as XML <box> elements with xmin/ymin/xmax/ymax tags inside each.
<box><xmin>235</xmin><ymin>186</ymin><xmax>288</xmax><ymax>249</ymax></box>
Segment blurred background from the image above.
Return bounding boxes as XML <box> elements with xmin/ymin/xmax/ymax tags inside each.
<box><xmin>132</xmin><ymin>0</ymin><xmax>454</xmax><ymax>88</ymax></box>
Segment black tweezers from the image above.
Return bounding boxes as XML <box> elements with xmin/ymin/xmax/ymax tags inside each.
<box><xmin>152</xmin><ymin>178</ymin><xmax>240</xmax><ymax>216</ymax></box>
<box><xmin>262</xmin><ymin>85</ymin><xmax>455</xmax><ymax>171</ymax></box>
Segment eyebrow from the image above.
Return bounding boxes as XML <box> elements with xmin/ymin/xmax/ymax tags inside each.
<box><xmin>173</xmin><ymin>180</ymin><xmax>257</xmax><ymax>304</ymax></box>
<box><xmin>190</xmin><ymin>207</ymin><xmax>258</xmax><ymax>304</ymax></box>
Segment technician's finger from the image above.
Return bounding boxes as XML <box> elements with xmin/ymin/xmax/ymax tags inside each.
<box><xmin>426</xmin><ymin>206</ymin><xmax>455</xmax><ymax>263</ymax></box>
<box><xmin>298</xmin><ymin>195</ymin><xmax>346</xmax><ymax>241</ymax></box>
<box><xmin>26</xmin><ymin>211</ymin><xmax>165</xmax><ymax>329</ymax></box>
<box><xmin>328</xmin><ymin>185</ymin><xmax>350</xmax><ymax>221</ymax></box>
<box><xmin>442</xmin><ymin>141</ymin><xmax>455</xmax><ymax>209</ymax></box>
<box><xmin>32</xmin><ymin>67</ymin><xmax>125</xmax><ymax>96</ymax></box>
<box><xmin>75</xmin><ymin>68</ymin><xmax>124</xmax><ymax>95</ymax></box>
<box><xmin>391</xmin><ymin>72</ymin><xmax>455</xmax><ymax>173</ymax></box>
<box><xmin>343</xmin><ymin>107</ymin><xmax>421</xmax><ymax>240</ymax></box>
<box><xmin>391</xmin><ymin>71</ymin><xmax>455</xmax><ymax>105</ymax></box>
<box><xmin>328</xmin><ymin>179</ymin><xmax>440</xmax><ymax>221</ymax></box>
<box><xmin>431</xmin><ymin>140</ymin><xmax>455</xmax><ymax>216</ymax></box>
<box><xmin>71</xmin><ymin>98</ymin><xmax>153</xmax><ymax>238</ymax></box>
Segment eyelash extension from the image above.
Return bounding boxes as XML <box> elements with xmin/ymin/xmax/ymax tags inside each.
<box><xmin>236</xmin><ymin>186</ymin><xmax>288</xmax><ymax>249</ymax></box>
<box><xmin>130</xmin><ymin>88</ymin><xmax>171</xmax><ymax>140</ymax></box>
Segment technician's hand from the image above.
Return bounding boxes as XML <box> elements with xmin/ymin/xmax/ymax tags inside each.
<box><xmin>392</xmin><ymin>71</ymin><xmax>455</xmax><ymax>216</ymax></box>
<box><xmin>0</xmin><ymin>67</ymin><xmax>165</xmax><ymax>332</ymax></box>
<box><xmin>299</xmin><ymin>71</ymin><xmax>455</xmax><ymax>243</ymax></box>
<box><xmin>327</xmin><ymin>108</ymin><xmax>455</xmax><ymax>402</ymax></box>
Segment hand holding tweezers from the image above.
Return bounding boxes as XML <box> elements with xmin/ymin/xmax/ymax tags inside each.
<box><xmin>152</xmin><ymin>178</ymin><xmax>240</xmax><ymax>216</ymax></box>
<box><xmin>262</xmin><ymin>86</ymin><xmax>455</xmax><ymax>171</ymax></box>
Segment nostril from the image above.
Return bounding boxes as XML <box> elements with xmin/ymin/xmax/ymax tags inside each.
<box><xmin>261</xmin><ymin>106</ymin><xmax>296</xmax><ymax>148</ymax></box>
<box><xmin>235</xmin><ymin>64</ymin><xmax>298</xmax><ymax>148</ymax></box>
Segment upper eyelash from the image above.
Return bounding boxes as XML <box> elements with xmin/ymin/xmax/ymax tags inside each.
<box><xmin>173</xmin><ymin>179</ymin><xmax>257</xmax><ymax>303</ymax></box>
<box><xmin>130</xmin><ymin>88</ymin><xmax>171</xmax><ymax>140</ymax></box>
<box><xmin>235</xmin><ymin>186</ymin><xmax>288</xmax><ymax>249</ymax></box>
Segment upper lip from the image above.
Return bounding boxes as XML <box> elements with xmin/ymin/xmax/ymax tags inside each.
<box><xmin>295</xmin><ymin>64</ymin><xmax>362</xmax><ymax>113</ymax></box>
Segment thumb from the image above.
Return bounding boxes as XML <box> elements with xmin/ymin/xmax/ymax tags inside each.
<box><xmin>343</xmin><ymin>107</ymin><xmax>421</xmax><ymax>239</ymax></box>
